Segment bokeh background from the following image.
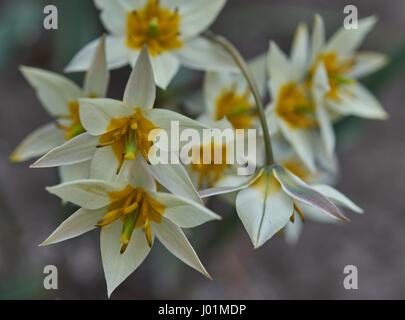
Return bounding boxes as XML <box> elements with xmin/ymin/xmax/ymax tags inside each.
<box><xmin>1</xmin><ymin>0</ymin><xmax>404</xmax><ymax>299</ymax></box>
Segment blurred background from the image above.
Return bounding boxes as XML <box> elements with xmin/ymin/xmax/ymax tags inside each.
<box><xmin>1</xmin><ymin>0</ymin><xmax>404</xmax><ymax>299</ymax></box>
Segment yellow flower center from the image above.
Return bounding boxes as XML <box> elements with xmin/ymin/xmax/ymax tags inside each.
<box><xmin>215</xmin><ymin>87</ymin><xmax>257</xmax><ymax>129</ymax></box>
<box><xmin>98</xmin><ymin>185</ymin><xmax>165</xmax><ymax>253</ymax></box>
<box><xmin>276</xmin><ymin>82</ymin><xmax>317</xmax><ymax>129</ymax></box>
<box><xmin>126</xmin><ymin>0</ymin><xmax>182</xmax><ymax>56</ymax></box>
<box><xmin>98</xmin><ymin>108</ymin><xmax>161</xmax><ymax>173</ymax></box>
<box><xmin>307</xmin><ymin>52</ymin><xmax>355</xmax><ymax>101</ymax></box>
<box><xmin>56</xmin><ymin>101</ymin><xmax>86</xmax><ymax>140</ymax></box>
<box><xmin>190</xmin><ymin>142</ymin><xmax>229</xmax><ymax>189</ymax></box>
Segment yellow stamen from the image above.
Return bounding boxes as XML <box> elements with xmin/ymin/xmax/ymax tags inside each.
<box><xmin>56</xmin><ymin>101</ymin><xmax>86</xmax><ymax>140</ymax></box>
<box><xmin>126</xmin><ymin>0</ymin><xmax>182</xmax><ymax>56</ymax></box>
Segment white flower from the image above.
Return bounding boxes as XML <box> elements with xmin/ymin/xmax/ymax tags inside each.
<box><xmin>41</xmin><ymin>158</ymin><xmax>220</xmax><ymax>297</ymax></box>
<box><xmin>66</xmin><ymin>0</ymin><xmax>237</xmax><ymax>89</ymax></box>
<box><xmin>32</xmin><ymin>47</ymin><xmax>208</xmax><ymax>203</ymax></box>
<box><xmin>11</xmin><ymin>36</ymin><xmax>109</xmax><ymax>182</ymax></box>
<box><xmin>199</xmin><ymin>55</ymin><xmax>267</xmax><ymax>130</ymax></box>
<box><xmin>308</xmin><ymin>15</ymin><xmax>388</xmax><ymax>122</ymax></box>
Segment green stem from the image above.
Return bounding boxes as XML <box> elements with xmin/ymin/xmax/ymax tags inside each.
<box><xmin>205</xmin><ymin>32</ymin><xmax>274</xmax><ymax>165</ymax></box>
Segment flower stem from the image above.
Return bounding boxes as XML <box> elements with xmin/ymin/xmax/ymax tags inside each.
<box><xmin>205</xmin><ymin>32</ymin><xmax>274</xmax><ymax>165</ymax></box>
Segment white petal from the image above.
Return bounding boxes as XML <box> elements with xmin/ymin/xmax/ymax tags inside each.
<box><xmin>203</xmin><ymin>71</ymin><xmax>232</xmax><ymax>121</ymax></box>
<box><xmin>40</xmin><ymin>207</ymin><xmax>106</xmax><ymax>246</ymax></box>
<box><xmin>89</xmin><ymin>147</ymin><xmax>120</xmax><ymax>182</ymax></box>
<box><xmin>346</xmin><ymin>52</ymin><xmax>388</xmax><ymax>79</ymax></box>
<box><xmin>176</xmin><ymin>37</ymin><xmax>238</xmax><ymax>73</ymax></box>
<box><xmin>326</xmin><ymin>83</ymin><xmax>388</xmax><ymax>120</ymax></box>
<box><xmin>10</xmin><ymin>123</ymin><xmax>65</xmax><ymax>162</ymax></box>
<box><xmin>79</xmin><ymin>98</ymin><xmax>133</xmax><ymax>135</ymax></box>
<box><xmin>101</xmin><ymin>221</ymin><xmax>151</xmax><ymax>297</ymax></box>
<box><xmin>46</xmin><ymin>179</ymin><xmax>120</xmax><ymax>210</ymax></box>
<box><xmin>291</xmin><ymin>23</ymin><xmax>309</xmax><ymax>81</ymax></box>
<box><xmin>154</xmin><ymin>218</ymin><xmax>211</xmax><ymax>279</ymax></box>
<box><xmin>149</xmin><ymin>52</ymin><xmax>180</xmax><ymax>90</ymax></box>
<box><xmin>324</xmin><ymin>16</ymin><xmax>377</xmax><ymax>61</ymax></box>
<box><xmin>65</xmin><ymin>36</ymin><xmax>128</xmax><ymax>72</ymax></box>
<box><xmin>95</xmin><ymin>0</ymin><xmax>127</xmax><ymax>35</ymax></box>
<box><xmin>311</xmin><ymin>184</ymin><xmax>363</xmax><ymax>213</ymax></box>
<box><xmin>267</xmin><ymin>41</ymin><xmax>292</xmax><ymax>97</ymax></box>
<box><xmin>146</xmin><ymin>162</ymin><xmax>202</xmax><ymax>204</ymax></box>
<box><xmin>124</xmin><ymin>47</ymin><xmax>156</xmax><ymax>107</ymax></box>
<box><xmin>248</xmin><ymin>54</ymin><xmax>268</xmax><ymax>98</ymax></box>
<box><xmin>178</xmin><ymin>0</ymin><xmax>226</xmax><ymax>40</ymax></box>
<box><xmin>284</xmin><ymin>217</ymin><xmax>303</xmax><ymax>246</ymax></box>
<box><xmin>84</xmin><ymin>35</ymin><xmax>110</xmax><ymax>98</ymax></box>
<box><xmin>148</xmin><ymin>191</ymin><xmax>220</xmax><ymax>228</ymax></box>
<box><xmin>31</xmin><ymin>133</ymin><xmax>99</xmax><ymax>168</ymax></box>
<box><xmin>278</xmin><ymin>120</ymin><xmax>316</xmax><ymax>172</ymax></box>
<box><xmin>236</xmin><ymin>171</ymin><xmax>293</xmax><ymax>248</ymax></box>
<box><xmin>311</xmin><ymin>14</ymin><xmax>325</xmax><ymax>63</ymax></box>
<box><xmin>127</xmin><ymin>155</ymin><xmax>156</xmax><ymax>190</ymax></box>
<box><xmin>312</xmin><ymin>63</ymin><xmax>335</xmax><ymax>157</ymax></box>
<box><xmin>118</xmin><ymin>0</ymin><xmax>148</xmax><ymax>11</ymax></box>
<box><xmin>20</xmin><ymin>66</ymin><xmax>82</xmax><ymax>116</ymax></box>
<box><xmin>59</xmin><ymin>161</ymin><xmax>91</xmax><ymax>183</ymax></box>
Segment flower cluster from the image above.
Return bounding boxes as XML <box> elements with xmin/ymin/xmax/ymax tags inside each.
<box><xmin>11</xmin><ymin>1</ymin><xmax>387</xmax><ymax>296</ymax></box>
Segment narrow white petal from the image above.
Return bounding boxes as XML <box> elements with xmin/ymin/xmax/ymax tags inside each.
<box><xmin>236</xmin><ymin>172</ymin><xmax>293</xmax><ymax>248</ymax></box>
<box><xmin>10</xmin><ymin>123</ymin><xmax>65</xmax><ymax>162</ymax></box>
<box><xmin>59</xmin><ymin>161</ymin><xmax>91</xmax><ymax>183</ymax></box>
<box><xmin>40</xmin><ymin>207</ymin><xmax>106</xmax><ymax>246</ymax></box>
<box><xmin>84</xmin><ymin>35</ymin><xmax>110</xmax><ymax>98</ymax></box>
<box><xmin>31</xmin><ymin>133</ymin><xmax>99</xmax><ymax>168</ymax></box>
<box><xmin>154</xmin><ymin>218</ymin><xmax>211</xmax><ymax>279</ymax></box>
<box><xmin>325</xmin><ymin>16</ymin><xmax>377</xmax><ymax>61</ymax></box>
<box><xmin>267</xmin><ymin>41</ymin><xmax>292</xmax><ymax>96</ymax></box>
<box><xmin>46</xmin><ymin>179</ymin><xmax>120</xmax><ymax>210</ymax></box>
<box><xmin>311</xmin><ymin>184</ymin><xmax>363</xmax><ymax>213</ymax></box>
<box><xmin>178</xmin><ymin>0</ymin><xmax>226</xmax><ymax>40</ymax></box>
<box><xmin>79</xmin><ymin>98</ymin><xmax>134</xmax><ymax>135</ymax></box>
<box><xmin>291</xmin><ymin>23</ymin><xmax>309</xmax><ymax>81</ymax></box>
<box><xmin>346</xmin><ymin>52</ymin><xmax>388</xmax><ymax>79</ymax></box>
<box><xmin>127</xmin><ymin>155</ymin><xmax>157</xmax><ymax>191</ymax></box>
<box><xmin>101</xmin><ymin>221</ymin><xmax>152</xmax><ymax>297</ymax></box>
<box><xmin>89</xmin><ymin>147</ymin><xmax>119</xmax><ymax>182</ymax></box>
<box><xmin>20</xmin><ymin>66</ymin><xmax>82</xmax><ymax>116</ymax></box>
<box><xmin>149</xmin><ymin>52</ymin><xmax>180</xmax><ymax>90</ymax></box>
<box><xmin>311</xmin><ymin>14</ymin><xmax>325</xmax><ymax>63</ymax></box>
<box><xmin>148</xmin><ymin>191</ymin><xmax>220</xmax><ymax>228</ymax></box>
<box><xmin>65</xmin><ymin>36</ymin><xmax>128</xmax><ymax>72</ymax></box>
<box><xmin>176</xmin><ymin>37</ymin><xmax>238</xmax><ymax>73</ymax></box>
<box><xmin>124</xmin><ymin>47</ymin><xmax>156</xmax><ymax>108</ymax></box>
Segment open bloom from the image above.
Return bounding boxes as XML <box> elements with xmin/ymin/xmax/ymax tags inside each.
<box><xmin>10</xmin><ymin>37</ymin><xmax>109</xmax><ymax>182</ymax></box>
<box><xmin>198</xmin><ymin>55</ymin><xmax>267</xmax><ymax>130</ymax></box>
<box><xmin>32</xmin><ymin>47</ymin><xmax>208</xmax><ymax>203</ymax></box>
<box><xmin>307</xmin><ymin>15</ymin><xmax>388</xmax><ymax>122</ymax></box>
<box><xmin>41</xmin><ymin>157</ymin><xmax>220</xmax><ymax>296</ymax></box>
<box><xmin>66</xmin><ymin>0</ymin><xmax>237</xmax><ymax>89</ymax></box>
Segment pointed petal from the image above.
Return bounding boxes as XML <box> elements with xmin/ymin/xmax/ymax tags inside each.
<box><xmin>94</xmin><ymin>0</ymin><xmax>127</xmax><ymax>34</ymax></box>
<box><xmin>148</xmin><ymin>191</ymin><xmax>220</xmax><ymax>228</ymax></box>
<box><xmin>31</xmin><ymin>133</ymin><xmax>99</xmax><ymax>168</ymax></box>
<box><xmin>40</xmin><ymin>207</ymin><xmax>106</xmax><ymax>246</ymax></box>
<box><xmin>101</xmin><ymin>221</ymin><xmax>152</xmax><ymax>297</ymax></box>
<box><xmin>178</xmin><ymin>0</ymin><xmax>226</xmax><ymax>40</ymax></box>
<box><xmin>124</xmin><ymin>47</ymin><xmax>156</xmax><ymax>108</ymax></box>
<box><xmin>10</xmin><ymin>123</ymin><xmax>65</xmax><ymax>162</ymax></box>
<box><xmin>325</xmin><ymin>16</ymin><xmax>377</xmax><ymax>60</ymax></box>
<box><xmin>84</xmin><ymin>35</ymin><xmax>110</xmax><ymax>98</ymax></box>
<box><xmin>65</xmin><ymin>36</ymin><xmax>128</xmax><ymax>72</ymax></box>
<box><xmin>176</xmin><ymin>37</ymin><xmax>238</xmax><ymax>73</ymax></box>
<box><xmin>154</xmin><ymin>218</ymin><xmax>211</xmax><ymax>279</ymax></box>
<box><xmin>236</xmin><ymin>171</ymin><xmax>293</xmax><ymax>248</ymax></box>
<box><xmin>149</xmin><ymin>51</ymin><xmax>180</xmax><ymax>90</ymax></box>
<box><xmin>46</xmin><ymin>179</ymin><xmax>119</xmax><ymax>210</ymax></box>
<box><xmin>311</xmin><ymin>184</ymin><xmax>363</xmax><ymax>213</ymax></box>
<box><xmin>326</xmin><ymin>83</ymin><xmax>388</xmax><ymax>120</ymax></box>
<box><xmin>347</xmin><ymin>52</ymin><xmax>388</xmax><ymax>79</ymax></box>
<box><xmin>272</xmin><ymin>165</ymin><xmax>349</xmax><ymax>221</ymax></box>
<box><xmin>146</xmin><ymin>161</ymin><xmax>202</xmax><ymax>204</ymax></box>
<box><xmin>59</xmin><ymin>161</ymin><xmax>91</xmax><ymax>183</ymax></box>
<box><xmin>20</xmin><ymin>66</ymin><xmax>82</xmax><ymax>116</ymax></box>
<box><xmin>127</xmin><ymin>155</ymin><xmax>156</xmax><ymax>191</ymax></box>
<box><xmin>89</xmin><ymin>147</ymin><xmax>120</xmax><ymax>182</ymax></box>
<box><xmin>79</xmin><ymin>98</ymin><xmax>133</xmax><ymax>135</ymax></box>
<box><xmin>291</xmin><ymin>23</ymin><xmax>309</xmax><ymax>80</ymax></box>
<box><xmin>284</xmin><ymin>216</ymin><xmax>304</xmax><ymax>246</ymax></box>
<box><xmin>311</xmin><ymin>14</ymin><xmax>325</xmax><ymax>63</ymax></box>
<box><xmin>267</xmin><ymin>41</ymin><xmax>292</xmax><ymax>96</ymax></box>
